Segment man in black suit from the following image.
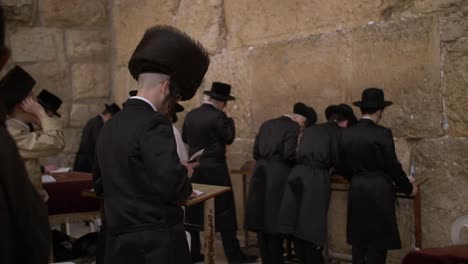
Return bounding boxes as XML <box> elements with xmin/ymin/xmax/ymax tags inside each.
<box><xmin>93</xmin><ymin>25</ymin><xmax>209</xmax><ymax>264</ymax></box>
<box><xmin>245</xmin><ymin>102</ymin><xmax>316</xmax><ymax>264</ymax></box>
<box><xmin>0</xmin><ymin>6</ymin><xmax>51</xmax><ymax>264</ymax></box>
<box><xmin>338</xmin><ymin>88</ymin><xmax>418</xmax><ymax>264</ymax></box>
<box><xmin>278</xmin><ymin>104</ymin><xmax>356</xmax><ymax>264</ymax></box>
<box><xmin>73</xmin><ymin>103</ymin><xmax>120</xmax><ymax>173</ymax></box>
<box><xmin>183</xmin><ymin>82</ymin><xmax>256</xmax><ymax>263</ymax></box>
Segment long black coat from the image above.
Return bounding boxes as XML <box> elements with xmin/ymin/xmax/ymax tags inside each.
<box><xmin>0</xmin><ymin>104</ymin><xmax>50</xmax><ymax>264</ymax></box>
<box><xmin>182</xmin><ymin>103</ymin><xmax>237</xmax><ymax>231</ymax></box>
<box><xmin>245</xmin><ymin>116</ymin><xmax>300</xmax><ymax>234</ymax></box>
<box><xmin>279</xmin><ymin>122</ymin><xmax>342</xmax><ymax>246</ymax></box>
<box><xmin>73</xmin><ymin>115</ymin><xmax>104</xmax><ymax>172</ymax></box>
<box><xmin>337</xmin><ymin>119</ymin><xmax>413</xmax><ymax>250</ymax></box>
<box><xmin>93</xmin><ymin>99</ymin><xmax>192</xmax><ymax>264</ymax></box>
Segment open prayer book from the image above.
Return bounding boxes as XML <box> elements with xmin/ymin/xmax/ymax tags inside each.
<box><xmin>188</xmin><ymin>149</ymin><xmax>205</xmax><ymax>163</ymax></box>
<box><xmin>189</xmin><ymin>189</ymin><xmax>204</xmax><ymax>199</ymax></box>
<box><xmin>50</xmin><ymin>167</ymin><xmax>72</xmax><ymax>173</ymax></box>
<box><xmin>41</xmin><ymin>175</ymin><xmax>56</xmax><ymax>183</ymax></box>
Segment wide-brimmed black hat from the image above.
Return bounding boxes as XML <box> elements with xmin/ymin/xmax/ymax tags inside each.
<box><xmin>37</xmin><ymin>89</ymin><xmax>62</xmax><ymax>117</ymax></box>
<box><xmin>293</xmin><ymin>102</ymin><xmax>317</xmax><ymax>127</ymax></box>
<box><xmin>0</xmin><ymin>65</ymin><xmax>36</xmax><ymax>112</ymax></box>
<box><xmin>128</xmin><ymin>25</ymin><xmax>210</xmax><ymax>101</ymax></box>
<box><xmin>105</xmin><ymin>103</ymin><xmax>121</xmax><ymax>115</ymax></box>
<box><xmin>353</xmin><ymin>88</ymin><xmax>393</xmax><ymax>108</ymax></box>
<box><xmin>339</xmin><ymin>103</ymin><xmax>358</xmax><ymax>126</ymax></box>
<box><xmin>204</xmin><ymin>82</ymin><xmax>235</xmax><ymax>101</ymax></box>
<box><xmin>129</xmin><ymin>90</ymin><xmax>184</xmax><ymax>112</ymax></box>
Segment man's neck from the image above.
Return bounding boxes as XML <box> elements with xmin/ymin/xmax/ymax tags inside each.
<box><xmin>362</xmin><ymin>115</ymin><xmax>377</xmax><ymax>123</ymax></box>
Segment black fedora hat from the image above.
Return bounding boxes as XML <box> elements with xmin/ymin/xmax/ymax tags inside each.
<box><xmin>129</xmin><ymin>90</ymin><xmax>184</xmax><ymax>112</ymax></box>
<box><xmin>293</xmin><ymin>102</ymin><xmax>317</xmax><ymax>127</ymax></box>
<box><xmin>204</xmin><ymin>82</ymin><xmax>235</xmax><ymax>101</ymax></box>
<box><xmin>325</xmin><ymin>104</ymin><xmax>339</xmax><ymax>120</ymax></box>
<box><xmin>0</xmin><ymin>65</ymin><xmax>36</xmax><ymax>112</ymax></box>
<box><xmin>105</xmin><ymin>103</ymin><xmax>121</xmax><ymax>115</ymax></box>
<box><xmin>128</xmin><ymin>25</ymin><xmax>210</xmax><ymax>101</ymax></box>
<box><xmin>353</xmin><ymin>88</ymin><xmax>393</xmax><ymax>108</ymax></box>
<box><xmin>37</xmin><ymin>89</ymin><xmax>62</xmax><ymax>117</ymax></box>
<box><xmin>339</xmin><ymin>103</ymin><xmax>358</xmax><ymax>126</ymax></box>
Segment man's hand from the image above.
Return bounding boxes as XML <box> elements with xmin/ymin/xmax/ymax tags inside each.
<box><xmin>410</xmin><ymin>183</ymin><xmax>419</xmax><ymax>197</ymax></box>
<box><xmin>182</xmin><ymin>161</ymin><xmax>199</xmax><ymax>178</ymax></box>
<box><xmin>20</xmin><ymin>96</ymin><xmax>47</xmax><ymax>119</ymax></box>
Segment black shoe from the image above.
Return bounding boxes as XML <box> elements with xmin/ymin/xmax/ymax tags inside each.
<box><xmin>229</xmin><ymin>253</ymin><xmax>258</xmax><ymax>264</ymax></box>
<box><xmin>191</xmin><ymin>253</ymin><xmax>204</xmax><ymax>263</ymax></box>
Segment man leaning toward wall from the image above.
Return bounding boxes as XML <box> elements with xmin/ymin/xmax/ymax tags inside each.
<box><xmin>93</xmin><ymin>25</ymin><xmax>209</xmax><ymax>264</ymax></box>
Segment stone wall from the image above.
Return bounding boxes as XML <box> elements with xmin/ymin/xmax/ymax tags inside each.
<box><xmin>5</xmin><ymin>0</ymin><xmax>468</xmax><ymax>263</ymax></box>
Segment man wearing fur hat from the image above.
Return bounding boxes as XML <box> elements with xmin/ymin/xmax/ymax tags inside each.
<box><xmin>278</xmin><ymin>104</ymin><xmax>356</xmax><ymax>264</ymax></box>
<box><xmin>4</xmin><ymin>66</ymin><xmax>65</xmax><ymax>202</ymax></box>
<box><xmin>183</xmin><ymin>82</ymin><xmax>257</xmax><ymax>263</ymax></box>
<box><xmin>338</xmin><ymin>88</ymin><xmax>418</xmax><ymax>264</ymax></box>
<box><xmin>93</xmin><ymin>25</ymin><xmax>209</xmax><ymax>264</ymax></box>
<box><xmin>245</xmin><ymin>102</ymin><xmax>316</xmax><ymax>264</ymax></box>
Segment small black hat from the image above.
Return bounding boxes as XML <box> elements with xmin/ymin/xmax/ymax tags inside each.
<box><xmin>325</xmin><ymin>105</ymin><xmax>339</xmax><ymax>120</ymax></box>
<box><xmin>129</xmin><ymin>89</ymin><xmax>184</xmax><ymax>112</ymax></box>
<box><xmin>0</xmin><ymin>65</ymin><xmax>36</xmax><ymax>112</ymax></box>
<box><xmin>128</xmin><ymin>25</ymin><xmax>210</xmax><ymax>101</ymax></box>
<box><xmin>37</xmin><ymin>89</ymin><xmax>62</xmax><ymax>117</ymax></box>
<box><xmin>104</xmin><ymin>103</ymin><xmax>121</xmax><ymax>115</ymax></box>
<box><xmin>293</xmin><ymin>102</ymin><xmax>317</xmax><ymax>127</ymax></box>
<box><xmin>353</xmin><ymin>88</ymin><xmax>393</xmax><ymax>108</ymax></box>
<box><xmin>339</xmin><ymin>103</ymin><xmax>358</xmax><ymax>126</ymax></box>
<box><xmin>204</xmin><ymin>82</ymin><xmax>235</xmax><ymax>101</ymax></box>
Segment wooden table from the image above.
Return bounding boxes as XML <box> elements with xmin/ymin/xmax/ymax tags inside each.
<box><xmin>231</xmin><ymin>161</ymin><xmax>428</xmax><ymax>250</ymax></box>
<box><xmin>82</xmin><ymin>183</ymin><xmax>231</xmax><ymax>264</ymax></box>
<box><xmin>402</xmin><ymin>244</ymin><xmax>468</xmax><ymax>264</ymax></box>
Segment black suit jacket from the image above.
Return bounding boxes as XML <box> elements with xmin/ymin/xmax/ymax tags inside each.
<box><xmin>73</xmin><ymin>115</ymin><xmax>104</xmax><ymax>172</ymax></box>
<box><xmin>338</xmin><ymin>118</ymin><xmax>413</xmax><ymax>249</ymax></box>
<box><xmin>93</xmin><ymin>99</ymin><xmax>192</xmax><ymax>263</ymax></box>
<box><xmin>182</xmin><ymin>103</ymin><xmax>235</xmax><ymax>162</ymax></box>
<box><xmin>0</xmin><ymin>104</ymin><xmax>50</xmax><ymax>264</ymax></box>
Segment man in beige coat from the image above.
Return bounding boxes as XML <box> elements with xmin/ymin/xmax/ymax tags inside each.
<box><xmin>3</xmin><ymin>66</ymin><xmax>64</xmax><ymax>201</ymax></box>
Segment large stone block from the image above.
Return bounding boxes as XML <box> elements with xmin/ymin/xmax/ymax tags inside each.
<box><xmin>224</xmin><ymin>0</ymin><xmax>398</xmax><ymax>49</ymax></box>
<box><xmin>439</xmin><ymin>1</ymin><xmax>468</xmax><ymax>42</ymax></box>
<box><xmin>22</xmin><ymin>62</ymin><xmax>70</xmax><ymax>100</ymax></box>
<box><xmin>443</xmin><ymin>38</ymin><xmax>468</xmax><ymax>137</ymax></box>
<box><xmin>349</xmin><ymin>16</ymin><xmax>443</xmax><ymax>138</ymax></box>
<box><xmin>62</xmin><ymin>128</ymin><xmax>82</xmax><ymax>154</ymax></box>
<box><xmin>3</xmin><ymin>0</ymin><xmax>36</xmax><ymax>23</ymax></box>
<box><xmin>114</xmin><ymin>0</ymin><xmax>178</xmax><ymax>66</ymax></box>
<box><xmin>39</xmin><ymin>0</ymin><xmax>107</xmax><ymax>26</ymax></box>
<box><xmin>10</xmin><ymin>27</ymin><xmax>61</xmax><ymax>62</ymax></box>
<box><xmin>413</xmin><ymin>138</ymin><xmax>468</xmax><ymax>247</ymax></box>
<box><xmin>249</xmin><ymin>33</ymin><xmax>349</xmax><ymax>131</ymax></box>
<box><xmin>66</xmin><ymin>29</ymin><xmax>110</xmax><ymax>60</ymax></box>
<box><xmin>72</xmin><ymin>63</ymin><xmax>110</xmax><ymax>99</ymax></box>
<box><xmin>112</xmin><ymin>66</ymin><xmax>138</xmax><ymax>106</ymax></box>
<box><xmin>173</xmin><ymin>0</ymin><xmax>226</xmax><ymax>54</ymax></box>
<box><xmin>70</xmin><ymin>103</ymin><xmax>104</xmax><ymax>128</ymax></box>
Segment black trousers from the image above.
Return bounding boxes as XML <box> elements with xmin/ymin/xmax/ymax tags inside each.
<box><xmin>352</xmin><ymin>246</ymin><xmax>387</xmax><ymax>264</ymax></box>
<box><xmin>190</xmin><ymin>230</ymin><xmax>243</xmax><ymax>262</ymax></box>
<box><xmin>294</xmin><ymin>238</ymin><xmax>324</xmax><ymax>264</ymax></box>
<box><xmin>257</xmin><ymin>232</ymin><xmax>284</xmax><ymax>264</ymax></box>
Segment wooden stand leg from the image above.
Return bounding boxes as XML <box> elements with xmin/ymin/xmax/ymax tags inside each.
<box><xmin>414</xmin><ymin>192</ymin><xmax>422</xmax><ymax>249</ymax></box>
<box><xmin>204</xmin><ymin>198</ymin><xmax>215</xmax><ymax>264</ymax></box>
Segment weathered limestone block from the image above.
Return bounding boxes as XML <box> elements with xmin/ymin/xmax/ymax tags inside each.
<box><xmin>413</xmin><ymin>138</ymin><xmax>468</xmax><ymax>247</ymax></box>
<box><xmin>249</xmin><ymin>33</ymin><xmax>349</xmax><ymax>130</ymax></box>
<box><xmin>350</xmin><ymin>16</ymin><xmax>443</xmax><ymax>138</ymax></box>
<box><xmin>72</xmin><ymin>63</ymin><xmax>110</xmax><ymax>99</ymax></box>
<box><xmin>439</xmin><ymin>1</ymin><xmax>468</xmax><ymax>42</ymax></box>
<box><xmin>70</xmin><ymin>103</ymin><xmax>104</xmax><ymax>128</ymax></box>
<box><xmin>39</xmin><ymin>0</ymin><xmax>107</xmax><ymax>26</ymax></box>
<box><xmin>112</xmin><ymin>66</ymin><xmax>138</xmax><ymax>106</ymax></box>
<box><xmin>10</xmin><ymin>27</ymin><xmax>60</xmax><ymax>62</ymax></box>
<box><xmin>443</xmin><ymin>38</ymin><xmax>468</xmax><ymax>137</ymax></box>
<box><xmin>224</xmin><ymin>0</ymin><xmax>398</xmax><ymax>49</ymax></box>
<box><xmin>114</xmin><ymin>0</ymin><xmax>178</xmax><ymax>66</ymax></box>
<box><xmin>22</xmin><ymin>62</ymin><xmax>70</xmax><ymax>100</ymax></box>
<box><xmin>66</xmin><ymin>29</ymin><xmax>110</xmax><ymax>60</ymax></box>
<box><xmin>174</xmin><ymin>0</ymin><xmax>226</xmax><ymax>54</ymax></box>
<box><xmin>328</xmin><ymin>191</ymin><xmax>351</xmax><ymax>254</ymax></box>
<box><xmin>394</xmin><ymin>138</ymin><xmax>413</xmax><ymax>175</ymax></box>
<box><xmin>62</xmin><ymin>128</ymin><xmax>82</xmax><ymax>153</ymax></box>
<box><xmin>3</xmin><ymin>0</ymin><xmax>36</xmax><ymax>23</ymax></box>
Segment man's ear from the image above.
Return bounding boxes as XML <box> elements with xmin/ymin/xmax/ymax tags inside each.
<box><xmin>161</xmin><ymin>80</ymin><xmax>171</xmax><ymax>96</ymax></box>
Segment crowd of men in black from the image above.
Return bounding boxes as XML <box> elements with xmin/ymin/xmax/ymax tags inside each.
<box><xmin>0</xmin><ymin>4</ymin><xmax>418</xmax><ymax>264</ymax></box>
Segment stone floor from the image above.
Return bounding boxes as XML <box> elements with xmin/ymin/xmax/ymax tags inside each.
<box><xmin>53</xmin><ymin>223</ymin><xmax>350</xmax><ymax>264</ymax></box>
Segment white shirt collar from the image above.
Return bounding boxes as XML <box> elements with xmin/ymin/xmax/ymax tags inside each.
<box><xmin>203</xmin><ymin>101</ymin><xmax>217</xmax><ymax>108</ymax></box>
<box><xmin>8</xmin><ymin>118</ymin><xmax>30</xmax><ymax>130</ymax></box>
<box><xmin>361</xmin><ymin>116</ymin><xmax>376</xmax><ymax>122</ymax></box>
<box><xmin>130</xmin><ymin>96</ymin><xmax>158</xmax><ymax>112</ymax></box>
